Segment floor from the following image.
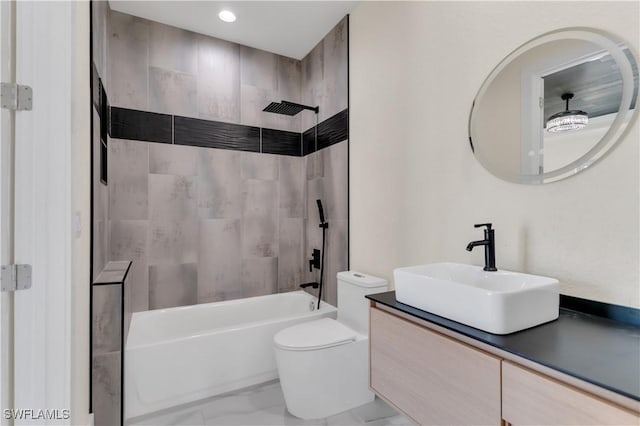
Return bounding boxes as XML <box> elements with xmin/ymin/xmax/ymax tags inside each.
<box><xmin>128</xmin><ymin>380</ymin><xmax>413</xmax><ymax>426</ymax></box>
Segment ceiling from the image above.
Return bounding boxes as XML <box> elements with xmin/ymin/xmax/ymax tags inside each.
<box><xmin>544</xmin><ymin>49</ymin><xmax>638</xmax><ymax>120</ymax></box>
<box><xmin>108</xmin><ymin>1</ymin><xmax>358</xmax><ymax>60</ymax></box>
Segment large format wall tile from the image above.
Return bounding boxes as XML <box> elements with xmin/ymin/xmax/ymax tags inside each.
<box><xmin>149</xmin><ymin>219</ymin><xmax>198</xmax><ymax>265</ymax></box>
<box><xmin>241</xmin><ymin>152</ymin><xmax>279</xmax><ymax>181</ymax></box>
<box><xmin>324</xmin><ymin>219</ymin><xmax>349</xmax><ymax>306</ymax></box>
<box><xmin>322</xmin><ymin>17</ymin><xmax>349</xmax><ymax>122</ymax></box>
<box><xmin>301</xmin><ymin>16</ymin><xmax>348</xmax><ymax>127</ymax></box>
<box><xmin>92</xmin><ymin>352</ymin><xmax>121</xmax><ymax>426</ymax></box>
<box><xmin>149</xmin><ymin>143</ymin><xmax>198</xmax><ymax>176</ymax></box>
<box><xmin>240</xmin><ymin>84</ymin><xmax>279</xmax><ymax>130</ymax></box>
<box><xmin>240</xmin><ymin>46</ymin><xmax>278</xmax><ymax>91</ymax></box>
<box><xmin>278</xmin><ymin>56</ymin><xmax>302</xmax><ymax>107</ymax></box>
<box><xmin>93</xmin><ymin>109</ymin><xmax>109</xmax><ymax>280</ymax></box>
<box><xmin>110</xmin><ymin>220</ymin><xmax>149</xmax><ymax>312</ymax></box>
<box><xmin>278</xmin><ymin>218</ymin><xmax>304</xmax><ymax>292</ymax></box>
<box><xmin>303</xmin><ymin>176</ymin><xmax>324</xmax><ymax>286</ymax></box>
<box><xmin>149</xmin><ymin>67</ymin><xmax>198</xmax><ymax>117</ymax></box>
<box><xmin>198</xmin><ymin>148</ymin><xmax>243</xmax><ymax>219</ymax></box>
<box><xmin>323</xmin><ymin>141</ymin><xmax>349</xmax><ymax>223</ymax></box>
<box><xmin>92</xmin><ymin>285</ymin><xmax>121</xmax><ymax>354</ymax></box>
<box><xmin>109</xmin><ymin>11</ymin><xmax>149</xmax><ymax>110</ymax></box>
<box><xmin>149</xmin><ymin>263</ymin><xmax>197</xmax><ymax>309</ymax></box>
<box><xmin>241</xmin><ymin>257</ymin><xmax>278</xmax><ymax>297</ymax></box>
<box><xmin>242</xmin><ymin>180</ymin><xmax>279</xmax><ymax>258</ymax></box>
<box><xmin>197</xmin><ymin>35</ymin><xmax>240</xmax><ymax>123</ymax></box>
<box><xmin>305</xmin><ymin>148</ymin><xmax>324</xmax><ymax>180</ymax></box>
<box><xmin>198</xmin><ymin>219</ymin><xmax>242</xmax><ymax>303</ymax></box>
<box><xmin>149</xmin><ymin>21</ymin><xmax>198</xmax><ymax>75</ymax></box>
<box><xmin>301</xmin><ymin>39</ymin><xmax>324</xmax><ymax>131</ymax></box>
<box><xmin>109</xmin><ymin>139</ymin><xmax>149</xmax><ymax>220</ymax></box>
<box><xmin>279</xmin><ymin>156</ymin><xmax>305</xmax><ymax>218</ymax></box>
<box><xmin>148</xmin><ymin>174</ymin><xmax>197</xmax><ymax>222</ymax></box>
<box><xmin>91</xmin><ymin>0</ymin><xmax>108</xmax><ymax>87</ymax></box>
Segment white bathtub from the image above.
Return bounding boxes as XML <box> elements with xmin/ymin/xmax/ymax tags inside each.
<box><xmin>125</xmin><ymin>290</ymin><xmax>336</xmax><ymax>419</ymax></box>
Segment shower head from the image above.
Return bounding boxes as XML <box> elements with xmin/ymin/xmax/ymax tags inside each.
<box><xmin>263</xmin><ymin>100</ymin><xmax>319</xmax><ymax>116</ymax></box>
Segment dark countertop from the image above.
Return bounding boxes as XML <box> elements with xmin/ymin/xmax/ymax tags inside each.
<box><xmin>367</xmin><ymin>291</ymin><xmax>640</xmax><ymax>402</ymax></box>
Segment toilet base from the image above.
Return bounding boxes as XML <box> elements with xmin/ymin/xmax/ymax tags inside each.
<box><xmin>275</xmin><ymin>337</ymin><xmax>373</xmax><ymax>420</ymax></box>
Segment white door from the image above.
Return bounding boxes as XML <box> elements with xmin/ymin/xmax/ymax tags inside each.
<box><xmin>1</xmin><ymin>2</ymin><xmax>90</xmax><ymax>425</ymax></box>
<box><xmin>0</xmin><ymin>0</ymin><xmax>16</xmax><ymax>423</ymax></box>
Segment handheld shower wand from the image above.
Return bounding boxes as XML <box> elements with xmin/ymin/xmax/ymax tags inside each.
<box><xmin>316</xmin><ymin>200</ymin><xmax>328</xmax><ymax>309</ymax></box>
<box><xmin>316</xmin><ymin>199</ymin><xmax>326</xmax><ymax>224</ymax></box>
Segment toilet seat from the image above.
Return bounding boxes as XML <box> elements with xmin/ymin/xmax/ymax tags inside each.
<box><xmin>274</xmin><ymin>318</ymin><xmax>357</xmax><ymax>351</ymax></box>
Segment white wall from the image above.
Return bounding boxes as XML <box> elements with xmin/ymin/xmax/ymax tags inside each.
<box><xmin>350</xmin><ymin>1</ymin><xmax>639</xmax><ymax>307</ymax></box>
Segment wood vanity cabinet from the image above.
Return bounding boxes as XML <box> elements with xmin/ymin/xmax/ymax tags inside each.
<box><xmin>502</xmin><ymin>361</ymin><xmax>639</xmax><ymax>425</ymax></box>
<box><xmin>369</xmin><ymin>305</ymin><xmax>640</xmax><ymax>426</ymax></box>
<box><xmin>369</xmin><ymin>307</ymin><xmax>502</xmax><ymax>425</ymax></box>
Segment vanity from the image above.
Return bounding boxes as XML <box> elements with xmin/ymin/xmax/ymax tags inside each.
<box><xmin>364</xmin><ymin>24</ymin><xmax>640</xmax><ymax>425</ymax></box>
<box><xmin>367</xmin><ymin>291</ymin><xmax>640</xmax><ymax>425</ymax></box>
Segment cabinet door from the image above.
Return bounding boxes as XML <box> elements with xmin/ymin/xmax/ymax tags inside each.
<box><xmin>502</xmin><ymin>361</ymin><xmax>639</xmax><ymax>425</ymax></box>
<box><xmin>370</xmin><ymin>307</ymin><xmax>501</xmax><ymax>425</ymax></box>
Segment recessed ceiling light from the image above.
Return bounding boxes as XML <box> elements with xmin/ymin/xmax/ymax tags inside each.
<box><xmin>218</xmin><ymin>10</ymin><xmax>236</xmax><ymax>23</ymax></box>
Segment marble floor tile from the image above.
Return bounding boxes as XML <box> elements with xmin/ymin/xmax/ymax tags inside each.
<box><xmin>128</xmin><ymin>380</ymin><xmax>412</xmax><ymax>426</ymax></box>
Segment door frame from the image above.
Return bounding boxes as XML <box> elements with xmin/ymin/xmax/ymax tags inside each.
<box><xmin>8</xmin><ymin>2</ymin><xmax>90</xmax><ymax>425</ymax></box>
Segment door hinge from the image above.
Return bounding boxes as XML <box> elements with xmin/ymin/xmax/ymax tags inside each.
<box><xmin>1</xmin><ymin>264</ymin><xmax>32</xmax><ymax>292</ymax></box>
<box><xmin>1</xmin><ymin>83</ymin><xmax>33</xmax><ymax>111</ymax></box>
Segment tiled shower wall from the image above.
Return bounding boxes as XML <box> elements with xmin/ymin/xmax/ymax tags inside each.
<box><xmin>106</xmin><ymin>10</ymin><xmax>348</xmax><ymax>310</ymax></box>
<box><xmin>109</xmin><ymin>141</ymin><xmax>310</xmax><ymax>311</ymax></box>
<box><xmin>108</xmin><ymin>10</ymin><xmax>303</xmax><ymax>132</ymax></box>
<box><xmin>92</xmin><ymin>0</ymin><xmax>110</xmax><ymax>281</ymax></box>
<box><xmin>301</xmin><ymin>20</ymin><xmax>348</xmax><ymax>306</ymax></box>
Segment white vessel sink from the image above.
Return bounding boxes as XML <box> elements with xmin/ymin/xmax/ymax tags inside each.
<box><xmin>393</xmin><ymin>263</ymin><xmax>559</xmax><ymax>335</ymax></box>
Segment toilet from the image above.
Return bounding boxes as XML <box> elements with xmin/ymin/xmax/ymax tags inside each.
<box><xmin>274</xmin><ymin>271</ymin><xmax>388</xmax><ymax>419</ymax></box>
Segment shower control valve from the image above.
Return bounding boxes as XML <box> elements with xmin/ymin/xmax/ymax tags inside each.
<box><xmin>309</xmin><ymin>249</ymin><xmax>321</xmax><ymax>272</ymax></box>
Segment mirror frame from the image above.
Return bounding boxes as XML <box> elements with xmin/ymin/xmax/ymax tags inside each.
<box><xmin>469</xmin><ymin>27</ymin><xmax>639</xmax><ymax>184</ymax></box>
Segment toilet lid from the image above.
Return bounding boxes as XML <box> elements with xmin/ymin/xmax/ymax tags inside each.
<box><xmin>274</xmin><ymin>318</ymin><xmax>357</xmax><ymax>351</ymax></box>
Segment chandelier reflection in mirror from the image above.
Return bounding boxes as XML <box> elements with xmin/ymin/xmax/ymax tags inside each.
<box><xmin>468</xmin><ymin>28</ymin><xmax>639</xmax><ymax>184</ymax></box>
<box><xmin>546</xmin><ymin>93</ymin><xmax>589</xmax><ymax>132</ymax></box>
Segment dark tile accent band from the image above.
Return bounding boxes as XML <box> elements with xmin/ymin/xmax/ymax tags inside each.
<box><xmin>108</xmin><ymin>105</ymin><xmax>349</xmax><ymax>157</ymax></box>
<box><xmin>174</xmin><ymin>116</ymin><xmax>260</xmax><ymax>152</ymax></box>
<box><xmin>303</xmin><ymin>127</ymin><xmax>316</xmax><ymax>156</ymax></box>
<box><xmin>317</xmin><ymin>109</ymin><xmax>348</xmax><ymax>150</ymax></box>
<box><xmin>262</xmin><ymin>128</ymin><xmax>302</xmax><ymax>156</ymax></box>
<box><xmin>560</xmin><ymin>294</ymin><xmax>640</xmax><ymax>327</ymax></box>
<box><xmin>110</xmin><ymin>107</ymin><xmax>172</xmax><ymax>144</ymax></box>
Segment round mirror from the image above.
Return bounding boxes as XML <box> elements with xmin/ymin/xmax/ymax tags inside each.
<box><xmin>469</xmin><ymin>28</ymin><xmax>638</xmax><ymax>184</ymax></box>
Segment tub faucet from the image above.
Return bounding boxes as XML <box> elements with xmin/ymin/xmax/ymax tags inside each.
<box><xmin>466</xmin><ymin>223</ymin><xmax>497</xmax><ymax>271</ymax></box>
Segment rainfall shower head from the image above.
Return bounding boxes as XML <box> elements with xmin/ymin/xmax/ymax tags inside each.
<box><xmin>263</xmin><ymin>100</ymin><xmax>319</xmax><ymax>116</ymax></box>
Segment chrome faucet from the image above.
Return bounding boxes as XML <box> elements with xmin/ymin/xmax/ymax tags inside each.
<box><xmin>466</xmin><ymin>223</ymin><xmax>497</xmax><ymax>271</ymax></box>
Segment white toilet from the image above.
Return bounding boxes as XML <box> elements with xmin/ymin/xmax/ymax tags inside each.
<box><xmin>274</xmin><ymin>271</ymin><xmax>388</xmax><ymax>420</ymax></box>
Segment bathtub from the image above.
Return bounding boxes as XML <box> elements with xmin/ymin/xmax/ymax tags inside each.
<box><xmin>125</xmin><ymin>290</ymin><xmax>336</xmax><ymax>419</ymax></box>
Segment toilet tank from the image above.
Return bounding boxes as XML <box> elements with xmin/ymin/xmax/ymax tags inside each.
<box><xmin>337</xmin><ymin>271</ymin><xmax>388</xmax><ymax>334</ymax></box>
